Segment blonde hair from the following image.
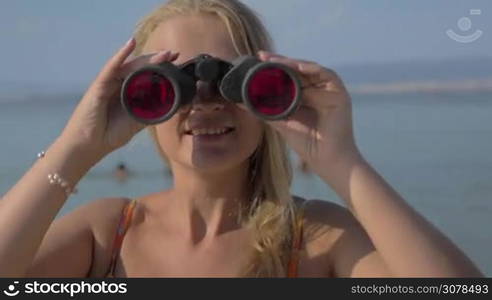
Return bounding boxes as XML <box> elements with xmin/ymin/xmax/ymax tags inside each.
<box><xmin>132</xmin><ymin>0</ymin><xmax>297</xmax><ymax>277</ymax></box>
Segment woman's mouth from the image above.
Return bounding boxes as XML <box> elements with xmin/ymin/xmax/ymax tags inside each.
<box><xmin>184</xmin><ymin>127</ymin><xmax>236</xmax><ymax>142</ymax></box>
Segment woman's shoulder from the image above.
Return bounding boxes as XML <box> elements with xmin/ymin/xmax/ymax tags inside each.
<box><xmin>74</xmin><ymin>197</ymin><xmax>133</xmax><ymax>248</ymax></box>
<box><xmin>291</xmin><ymin>197</ymin><xmax>361</xmax><ymax>254</ymax></box>
<box><xmin>291</xmin><ymin>195</ymin><xmax>354</xmax><ymax>227</ymax></box>
<box><xmin>293</xmin><ymin>196</ymin><xmax>383</xmax><ymax>275</ymax></box>
<box><xmin>30</xmin><ymin>197</ymin><xmax>132</xmax><ymax>277</ymax></box>
<box><xmin>78</xmin><ymin>197</ymin><xmax>132</xmax><ymax>225</ymax></box>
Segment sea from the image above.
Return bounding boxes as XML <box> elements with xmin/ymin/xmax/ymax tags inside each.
<box><xmin>1</xmin><ymin>91</ymin><xmax>491</xmax><ymax>276</ymax></box>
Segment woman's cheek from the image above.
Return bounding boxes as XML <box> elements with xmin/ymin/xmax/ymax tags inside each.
<box><xmin>156</xmin><ymin>125</ymin><xmax>181</xmax><ymax>153</ymax></box>
<box><xmin>242</xmin><ymin>118</ymin><xmax>265</xmax><ymax>152</ymax></box>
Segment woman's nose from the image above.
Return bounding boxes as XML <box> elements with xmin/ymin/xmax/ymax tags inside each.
<box><xmin>190</xmin><ymin>80</ymin><xmax>225</xmax><ymax>112</ymax></box>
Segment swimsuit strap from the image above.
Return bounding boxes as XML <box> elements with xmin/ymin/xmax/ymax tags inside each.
<box><xmin>107</xmin><ymin>199</ymin><xmax>137</xmax><ymax>277</ymax></box>
<box><xmin>106</xmin><ymin>198</ymin><xmax>307</xmax><ymax>277</ymax></box>
<box><xmin>287</xmin><ymin>200</ymin><xmax>308</xmax><ymax>278</ymax></box>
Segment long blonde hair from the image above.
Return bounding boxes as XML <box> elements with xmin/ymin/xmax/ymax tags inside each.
<box><xmin>132</xmin><ymin>0</ymin><xmax>297</xmax><ymax>277</ymax></box>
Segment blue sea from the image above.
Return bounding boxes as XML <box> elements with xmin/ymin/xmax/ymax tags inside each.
<box><xmin>1</xmin><ymin>92</ymin><xmax>491</xmax><ymax>276</ymax></box>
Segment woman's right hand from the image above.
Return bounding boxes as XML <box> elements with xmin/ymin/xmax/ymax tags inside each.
<box><xmin>59</xmin><ymin>38</ymin><xmax>179</xmax><ymax>161</ymax></box>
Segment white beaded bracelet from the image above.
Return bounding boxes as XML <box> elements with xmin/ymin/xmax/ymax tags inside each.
<box><xmin>37</xmin><ymin>151</ymin><xmax>78</xmax><ymax>196</ymax></box>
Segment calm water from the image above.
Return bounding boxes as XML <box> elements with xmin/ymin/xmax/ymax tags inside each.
<box><xmin>1</xmin><ymin>92</ymin><xmax>491</xmax><ymax>276</ymax></box>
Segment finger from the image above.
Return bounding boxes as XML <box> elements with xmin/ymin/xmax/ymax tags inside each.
<box><xmin>258</xmin><ymin>51</ymin><xmax>337</xmax><ymax>80</ymax></box>
<box><xmin>128</xmin><ymin>116</ymin><xmax>148</xmax><ymax>136</ymax></box>
<box><xmin>266</xmin><ymin>106</ymin><xmax>322</xmax><ymax>143</ymax></box>
<box><xmin>257</xmin><ymin>53</ymin><xmax>347</xmax><ymax>110</ymax></box>
<box><xmin>169</xmin><ymin>51</ymin><xmax>180</xmax><ymax>62</ymax></box>
<box><xmin>258</xmin><ymin>52</ymin><xmax>342</xmax><ymax>89</ymax></box>
<box><xmin>97</xmin><ymin>38</ymin><xmax>136</xmax><ymax>83</ymax></box>
<box><xmin>298</xmin><ymin>62</ymin><xmax>346</xmax><ymax>90</ymax></box>
<box><xmin>257</xmin><ymin>52</ymin><xmax>317</xmax><ymax>89</ymax></box>
<box><xmin>268</xmin><ymin>57</ymin><xmax>337</xmax><ymax>88</ymax></box>
<box><xmin>119</xmin><ymin>50</ymin><xmax>180</xmax><ymax>80</ymax></box>
<box><xmin>119</xmin><ymin>52</ymin><xmax>161</xmax><ymax>78</ymax></box>
<box><xmin>257</xmin><ymin>50</ymin><xmax>290</xmax><ymax>61</ymax></box>
<box><xmin>148</xmin><ymin>50</ymin><xmax>178</xmax><ymax>64</ymax></box>
<box><xmin>301</xmin><ymin>87</ymin><xmax>347</xmax><ymax>110</ymax></box>
<box><xmin>235</xmin><ymin>103</ymin><xmax>249</xmax><ymax>112</ymax></box>
<box><xmin>260</xmin><ymin>55</ymin><xmax>317</xmax><ymax>87</ymax></box>
<box><xmin>257</xmin><ymin>50</ymin><xmax>281</xmax><ymax>61</ymax></box>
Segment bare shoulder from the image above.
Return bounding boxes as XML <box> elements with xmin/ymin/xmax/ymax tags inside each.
<box><xmin>291</xmin><ymin>195</ymin><xmax>357</xmax><ymax>233</ymax></box>
<box><xmin>79</xmin><ymin>197</ymin><xmax>132</xmax><ymax>276</ymax></box>
<box><xmin>79</xmin><ymin>197</ymin><xmax>131</xmax><ymax>226</ymax></box>
<box><xmin>304</xmin><ymin>199</ymin><xmax>359</xmax><ymax>229</ymax></box>
<box><xmin>291</xmin><ymin>195</ymin><xmax>378</xmax><ymax>277</ymax></box>
<box><xmin>291</xmin><ymin>195</ymin><xmax>354</xmax><ymax>252</ymax></box>
<box><xmin>293</xmin><ymin>197</ymin><xmax>390</xmax><ymax>277</ymax></box>
<box><xmin>65</xmin><ymin>197</ymin><xmax>131</xmax><ymax>238</ymax></box>
<box><xmin>27</xmin><ymin>197</ymin><xmax>131</xmax><ymax>277</ymax></box>
<box><xmin>300</xmin><ymin>199</ymin><xmax>368</xmax><ymax>255</ymax></box>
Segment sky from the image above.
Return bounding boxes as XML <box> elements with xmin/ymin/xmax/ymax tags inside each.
<box><xmin>0</xmin><ymin>0</ymin><xmax>490</xmax><ymax>91</ymax></box>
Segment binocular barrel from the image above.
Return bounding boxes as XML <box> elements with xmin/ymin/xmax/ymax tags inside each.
<box><xmin>121</xmin><ymin>54</ymin><xmax>301</xmax><ymax>124</ymax></box>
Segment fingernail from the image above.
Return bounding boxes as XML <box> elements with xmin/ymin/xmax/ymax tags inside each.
<box><xmin>258</xmin><ymin>50</ymin><xmax>270</xmax><ymax>58</ymax></box>
<box><xmin>125</xmin><ymin>37</ymin><xmax>135</xmax><ymax>47</ymax></box>
<box><xmin>158</xmin><ymin>50</ymin><xmax>171</xmax><ymax>56</ymax></box>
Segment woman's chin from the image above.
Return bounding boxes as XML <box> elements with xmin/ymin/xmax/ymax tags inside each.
<box><xmin>189</xmin><ymin>156</ymin><xmax>235</xmax><ymax>171</ymax></box>
<box><xmin>185</xmin><ymin>153</ymin><xmax>247</xmax><ymax>174</ymax></box>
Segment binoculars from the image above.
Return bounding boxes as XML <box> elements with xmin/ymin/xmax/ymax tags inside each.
<box><xmin>121</xmin><ymin>53</ymin><xmax>302</xmax><ymax>124</ymax></box>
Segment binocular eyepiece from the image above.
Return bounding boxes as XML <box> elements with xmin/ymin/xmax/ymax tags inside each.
<box><xmin>121</xmin><ymin>54</ymin><xmax>302</xmax><ymax>124</ymax></box>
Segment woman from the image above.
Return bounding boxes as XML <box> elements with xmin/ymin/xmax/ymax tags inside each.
<box><xmin>0</xmin><ymin>0</ymin><xmax>483</xmax><ymax>277</ymax></box>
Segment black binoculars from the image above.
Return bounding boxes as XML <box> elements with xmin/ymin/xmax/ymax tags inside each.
<box><xmin>121</xmin><ymin>53</ymin><xmax>302</xmax><ymax>124</ymax></box>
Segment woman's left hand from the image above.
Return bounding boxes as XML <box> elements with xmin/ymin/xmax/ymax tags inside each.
<box><xmin>257</xmin><ymin>51</ymin><xmax>363</xmax><ymax>177</ymax></box>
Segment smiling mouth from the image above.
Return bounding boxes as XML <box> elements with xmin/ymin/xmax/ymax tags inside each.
<box><xmin>184</xmin><ymin>127</ymin><xmax>236</xmax><ymax>136</ymax></box>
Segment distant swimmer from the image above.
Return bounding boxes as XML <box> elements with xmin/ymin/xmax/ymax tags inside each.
<box><xmin>297</xmin><ymin>159</ymin><xmax>311</xmax><ymax>175</ymax></box>
<box><xmin>114</xmin><ymin>162</ymin><xmax>131</xmax><ymax>183</ymax></box>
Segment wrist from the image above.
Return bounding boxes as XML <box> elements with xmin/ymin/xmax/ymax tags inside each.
<box><xmin>318</xmin><ymin>148</ymin><xmax>367</xmax><ymax>185</ymax></box>
<box><xmin>54</xmin><ymin>135</ymin><xmax>106</xmax><ymax>165</ymax></box>
<box><xmin>45</xmin><ymin>138</ymin><xmax>102</xmax><ymax>181</ymax></box>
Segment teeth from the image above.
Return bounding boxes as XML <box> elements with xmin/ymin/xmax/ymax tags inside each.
<box><xmin>191</xmin><ymin>128</ymin><xmax>230</xmax><ymax>136</ymax></box>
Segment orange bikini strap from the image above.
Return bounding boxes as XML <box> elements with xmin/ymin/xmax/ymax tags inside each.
<box><xmin>108</xmin><ymin>199</ymin><xmax>137</xmax><ymax>275</ymax></box>
<box><xmin>287</xmin><ymin>201</ymin><xmax>307</xmax><ymax>278</ymax></box>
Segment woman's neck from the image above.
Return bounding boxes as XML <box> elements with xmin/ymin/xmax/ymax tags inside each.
<box><xmin>168</xmin><ymin>163</ymin><xmax>252</xmax><ymax>240</ymax></box>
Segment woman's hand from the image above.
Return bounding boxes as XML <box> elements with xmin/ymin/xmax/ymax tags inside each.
<box><xmin>257</xmin><ymin>51</ymin><xmax>363</xmax><ymax>178</ymax></box>
<box><xmin>59</xmin><ymin>38</ymin><xmax>180</xmax><ymax>161</ymax></box>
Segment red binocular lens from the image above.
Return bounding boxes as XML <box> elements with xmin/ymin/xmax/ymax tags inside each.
<box><xmin>124</xmin><ymin>71</ymin><xmax>176</xmax><ymax>120</ymax></box>
<box><xmin>245</xmin><ymin>66</ymin><xmax>297</xmax><ymax>117</ymax></box>
<box><xmin>121</xmin><ymin>54</ymin><xmax>301</xmax><ymax>124</ymax></box>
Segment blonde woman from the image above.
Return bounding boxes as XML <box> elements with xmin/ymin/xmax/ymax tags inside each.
<box><xmin>0</xmin><ymin>0</ymin><xmax>483</xmax><ymax>278</ymax></box>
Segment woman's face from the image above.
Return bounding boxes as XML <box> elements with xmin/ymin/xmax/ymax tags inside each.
<box><xmin>142</xmin><ymin>13</ymin><xmax>264</xmax><ymax>173</ymax></box>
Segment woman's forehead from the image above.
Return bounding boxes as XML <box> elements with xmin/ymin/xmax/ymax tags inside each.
<box><xmin>142</xmin><ymin>14</ymin><xmax>239</xmax><ymax>64</ymax></box>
